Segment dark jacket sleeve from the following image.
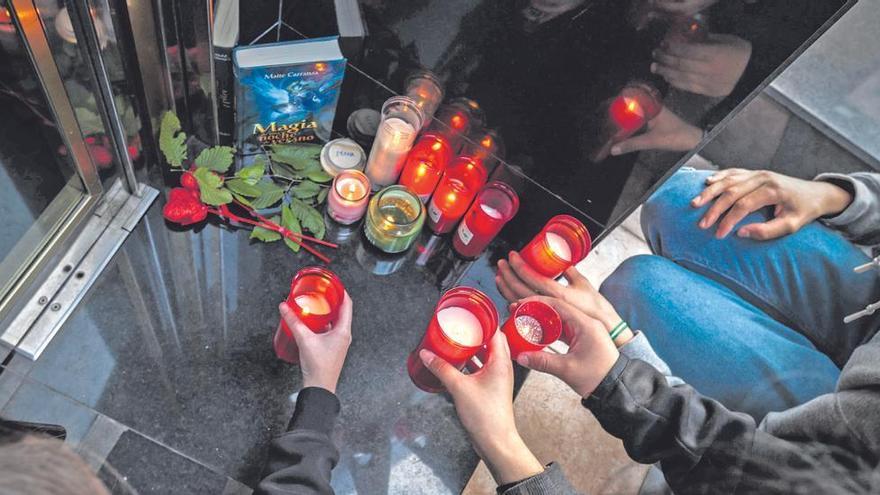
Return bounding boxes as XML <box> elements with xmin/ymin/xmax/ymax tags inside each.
<box><xmin>497</xmin><ymin>463</ymin><xmax>582</xmax><ymax>495</ymax></box>
<box><xmin>256</xmin><ymin>387</ymin><xmax>341</xmax><ymax>495</ymax></box>
<box><xmin>583</xmin><ymin>354</ymin><xmax>879</xmax><ymax>494</ymax></box>
<box><xmin>816</xmin><ymin>172</ymin><xmax>880</xmax><ymax>246</ymax></box>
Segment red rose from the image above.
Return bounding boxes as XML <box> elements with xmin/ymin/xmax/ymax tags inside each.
<box><xmin>181</xmin><ymin>169</ymin><xmax>199</xmax><ymax>191</ymax></box>
<box><xmin>162</xmin><ymin>187</ymin><xmax>208</xmax><ymax>225</ymax></box>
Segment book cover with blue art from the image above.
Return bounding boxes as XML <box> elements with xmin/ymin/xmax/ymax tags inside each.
<box><xmin>234</xmin><ymin>37</ymin><xmax>346</xmax><ymax>150</ymax></box>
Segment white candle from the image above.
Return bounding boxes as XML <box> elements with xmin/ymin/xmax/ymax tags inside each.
<box><xmin>545</xmin><ymin>232</ymin><xmax>572</xmax><ymax>262</ymax></box>
<box><xmin>437</xmin><ymin>306</ymin><xmax>483</xmax><ymax>347</ymax></box>
<box><xmin>480</xmin><ymin>203</ymin><xmax>503</xmax><ymax>220</ymax></box>
<box><xmin>365</xmin><ymin>117</ymin><xmax>416</xmax><ymax>189</ymax></box>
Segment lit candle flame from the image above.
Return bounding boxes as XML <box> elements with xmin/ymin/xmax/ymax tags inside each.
<box><xmin>431</xmin><ymin>140</ymin><xmax>443</xmax><ymax>151</ymax></box>
<box><xmin>315</xmin><ymin>63</ymin><xmax>327</xmax><ymax>72</ymax></box>
<box><xmin>451</xmin><ymin>115</ymin><xmax>464</xmax><ymax>129</ymax></box>
<box><xmin>447</xmin><ymin>192</ymin><xmax>457</xmax><ymax>203</ymax></box>
<box><xmin>417</xmin><ymin>163</ymin><xmax>428</xmax><ymax>177</ymax></box>
<box><xmin>481</xmin><ymin>137</ymin><xmax>493</xmax><ymax>148</ymax></box>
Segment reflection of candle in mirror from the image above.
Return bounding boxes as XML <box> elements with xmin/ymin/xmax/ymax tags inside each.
<box><xmin>437</xmin><ymin>307</ymin><xmax>483</xmax><ymax>347</ymax></box>
<box><xmin>545</xmin><ymin>232</ymin><xmax>572</xmax><ymax>262</ymax></box>
<box><xmin>328</xmin><ymin>170</ymin><xmax>370</xmax><ymax>225</ymax></box>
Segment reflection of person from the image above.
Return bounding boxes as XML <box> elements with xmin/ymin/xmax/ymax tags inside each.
<box><xmin>255</xmin><ymin>295</ymin><xmax>353</xmax><ymax>495</ymax></box>
<box><xmin>609</xmin><ymin>105</ymin><xmax>703</xmax><ymax>156</ymax></box>
<box><xmin>492</xmin><ymin>168</ymin><xmax>880</xmax><ymax>492</ymax></box>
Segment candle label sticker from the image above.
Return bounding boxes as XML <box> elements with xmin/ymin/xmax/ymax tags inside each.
<box><xmin>330</xmin><ymin>142</ymin><xmax>364</xmax><ymax>169</ymax></box>
<box><xmin>457</xmin><ymin>221</ymin><xmax>474</xmax><ymax>245</ymax></box>
<box><xmin>428</xmin><ymin>201</ymin><xmax>442</xmax><ymax>223</ymax></box>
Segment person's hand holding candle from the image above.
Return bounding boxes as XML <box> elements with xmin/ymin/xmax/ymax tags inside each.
<box><xmin>610</xmin><ymin>106</ymin><xmax>703</xmax><ymax>156</ymax></box>
<box><xmin>651</xmin><ymin>34</ymin><xmax>752</xmax><ymax>98</ymax></box>
<box><xmin>513</xmin><ymin>296</ymin><xmax>620</xmax><ymax>398</ymax></box>
<box><xmin>497</xmin><ymin>252</ymin><xmax>634</xmax><ymax>346</ymax></box>
<box><xmin>278</xmin><ymin>292</ymin><xmax>353</xmax><ymax>393</ymax></box>
<box><xmin>419</xmin><ymin>332</ymin><xmax>545</xmax><ymax>486</ymax></box>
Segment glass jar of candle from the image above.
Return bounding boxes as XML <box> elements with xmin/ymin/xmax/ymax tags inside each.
<box><xmin>398</xmin><ymin>133</ymin><xmax>453</xmax><ymax>202</ymax></box>
<box><xmin>461</xmin><ymin>128</ymin><xmax>504</xmax><ymax>170</ymax></box>
<box><xmin>365</xmin><ymin>96</ymin><xmax>424</xmax><ymax>190</ymax></box>
<box><xmin>364</xmin><ymin>185</ymin><xmax>426</xmax><ymax>253</ymax></box>
<box><xmin>425</xmin><ymin>103</ymin><xmax>473</xmax><ymax>152</ymax></box>
<box><xmin>501</xmin><ymin>300</ymin><xmax>563</xmax><ymax>360</ymax></box>
<box><xmin>327</xmin><ymin>170</ymin><xmax>370</xmax><ymax>225</ymax></box>
<box><xmin>519</xmin><ymin>215</ymin><xmax>592</xmax><ymax>279</ymax></box>
<box><xmin>407</xmin><ymin>286</ymin><xmax>499</xmax><ymax>393</ymax></box>
<box><xmin>453</xmin><ymin>181</ymin><xmax>519</xmax><ymax>259</ymax></box>
<box><xmin>274</xmin><ymin>267</ymin><xmax>346</xmax><ymax>364</ymax></box>
<box><xmin>405</xmin><ymin>69</ymin><xmax>445</xmax><ymax>128</ymax></box>
<box><xmin>426</xmin><ymin>157</ymin><xmax>488</xmax><ymax>234</ymax></box>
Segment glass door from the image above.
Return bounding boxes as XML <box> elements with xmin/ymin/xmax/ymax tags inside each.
<box><xmin>0</xmin><ymin>0</ymin><xmax>107</xmax><ymax>331</ymax></box>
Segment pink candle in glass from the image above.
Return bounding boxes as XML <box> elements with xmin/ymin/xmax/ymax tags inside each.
<box><xmin>327</xmin><ymin>170</ymin><xmax>370</xmax><ymax>225</ymax></box>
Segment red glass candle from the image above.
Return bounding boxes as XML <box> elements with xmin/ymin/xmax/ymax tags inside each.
<box><xmin>461</xmin><ymin>128</ymin><xmax>504</xmax><ymax>170</ymax></box>
<box><xmin>519</xmin><ymin>215</ymin><xmax>592</xmax><ymax>279</ymax></box>
<box><xmin>407</xmin><ymin>287</ymin><xmax>499</xmax><ymax>393</ymax></box>
<box><xmin>501</xmin><ymin>301</ymin><xmax>563</xmax><ymax>360</ymax></box>
<box><xmin>453</xmin><ymin>181</ymin><xmax>519</xmax><ymax>258</ymax></box>
<box><xmin>426</xmin><ymin>157</ymin><xmax>488</xmax><ymax>234</ymax></box>
<box><xmin>274</xmin><ymin>267</ymin><xmax>346</xmax><ymax>364</ymax></box>
<box><xmin>398</xmin><ymin>133</ymin><xmax>453</xmax><ymax>201</ymax></box>
<box><xmin>591</xmin><ymin>82</ymin><xmax>662</xmax><ymax>162</ymax></box>
<box><xmin>426</xmin><ymin>103</ymin><xmax>473</xmax><ymax>152</ymax></box>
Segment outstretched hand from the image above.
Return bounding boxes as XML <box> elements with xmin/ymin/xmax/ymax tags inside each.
<box><xmin>279</xmin><ymin>293</ymin><xmax>353</xmax><ymax>393</ymax></box>
<box><xmin>420</xmin><ymin>332</ymin><xmax>544</xmax><ymax>485</ymax></box>
<box><xmin>651</xmin><ymin>34</ymin><xmax>752</xmax><ymax>98</ymax></box>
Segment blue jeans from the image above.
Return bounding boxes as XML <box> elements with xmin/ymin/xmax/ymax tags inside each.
<box><xmin>601</xmin><ymin>169</ymin><xmax>880</xmax><ymax>421</ymax></box>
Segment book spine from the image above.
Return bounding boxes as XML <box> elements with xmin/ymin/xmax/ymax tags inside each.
<box><xmin>214</xmin><ymin>46</ymin><xmax>235</xmax><ymax>146</ymax></box>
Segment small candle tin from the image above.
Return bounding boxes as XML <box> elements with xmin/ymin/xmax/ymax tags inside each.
<box><xmin>321</xmin><ymin>138</ymin><xmax>367</xmax><ymax>177</ymax></box>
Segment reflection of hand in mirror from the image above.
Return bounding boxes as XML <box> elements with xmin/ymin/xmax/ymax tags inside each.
<box><xmin>651</xmin><ymin>34</ymin><xmax>752</xmax><ymax>98</ymax></box>
<box><xmin>652</xmin><ymin>0</ymin><xmax>719</xmax><ymax>16</ymax></box>
<box><xmin>496</xmin><ymin>252</ymin><xmax>630</xmax><ymax>339</ymax></box>
<box><xmin>609</xmin><ymin>106</ymin><xmax>703</xmax><ymax>156</ymax></box>
<box><xmin>419</xmin><ymin>332</ymin><xmax>544</xmax><ymax>485</ymax></box>
<box><xmin>691</xmin><ymin>169</ymin><xmax>854</xmax><ymax>240</ymax></box>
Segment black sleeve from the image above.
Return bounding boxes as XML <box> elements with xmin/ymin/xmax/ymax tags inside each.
<box><xmin>582</xmin><ymin>355</ymin><xmax>869</xmax><ymax>494</ymax></box>
<box><xmin>256</xmin><ymin>387</ymin><xmax>341</xmax><ymax>495</ymax></box>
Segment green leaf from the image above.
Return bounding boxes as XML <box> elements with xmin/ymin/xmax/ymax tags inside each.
<box><xmin>250</xmin><ymin>216</ymin><xmax>282</xmax><ymax>242</ymax></box>
<box><xmin>193</xmin><ymin>167</ymin><xmax>232</xmax><ymax>205</ymax></box>
<box><xmin>290</xmin><ymin>198</ymin><xmax>325</xmax><ymax>239</ymax></box>
<box><xmin>269</xmin><ymin>144</ymin><xmax>321</xmax><ymax>170</ymax></box>
<box><xmin>281</xmin><ymin>204</ymin><xmax>302</xmax><ymax>253</ymax></box>
<box><xmin>195</xmin><ymin>146</ymin><xmax>235</xmax><ymax>173</ymax></box>
<box><xmin>291</xmin><ymin>180</ymin><xmax>321</xmax><ymax>199</ymax></box>
<box><xmin>159</xmin><ymin>111</ymin><xmax>187</xmax><ymax>167</ymax></box>
<box><xmin>270</xmin><ymin>160</ymin><xmax>301</xmax><ymax>181</ymax></box>
<box><xmin>249</xmin><ymin>181</ymin><xmax>285</xmax><ymax>209</ymax></box>
<box><xmin>231</xmin><ymin>192</ymin><xmax>254</xmax><ymax>208</ymax></box>
<box><xmin>236</xmin><ymin>159</ymin><xmax>266</xmax><ymax>185</ymax></box>
<box><xmin>226</xmin><ymin>178</ymin><xmax>262</xmax><ymax>197</ymax></box>
<box><xmin>316</xmin><ymin>187</ymin><xmax>329</xmax><ymax>205</ymax></box>
<box><xmin>305</xmin><ymin>169</ymin><xmax>333</xmax><ymax>183</ymax></box>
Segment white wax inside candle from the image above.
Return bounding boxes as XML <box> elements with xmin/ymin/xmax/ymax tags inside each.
<box><xmin>480</xmin><ymin>203</ymin><xmax>503</xmax><ymax>220</ymax></box>
<box><xmin>437</xmin><ymin>306</ymin><xmax>483</xmax><ymax>347</ymax></box>
<box><xmin>366</xmin><ymin>117</ymin><xmax>417</xmax><ymax>187</ymax></box>
<box><xmin>295</xmin><ymin>293</ymin><xmax>332</xmax><ymax>316</ymax></box>
<box><xmin>545</xmin><ymin>232</ymin><xmax>572</xmax><ymax>262</ymax></box>
<box><xmin>515</xmin><ymin>315</ymin><xmax>544</xmax><ymax>344</ymax></box>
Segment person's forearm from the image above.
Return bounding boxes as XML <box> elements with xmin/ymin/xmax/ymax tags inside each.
<box><xmin>476</xmin><ymin>431</ymin><xmax>545</xmax><ymax>486</ymax></box>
